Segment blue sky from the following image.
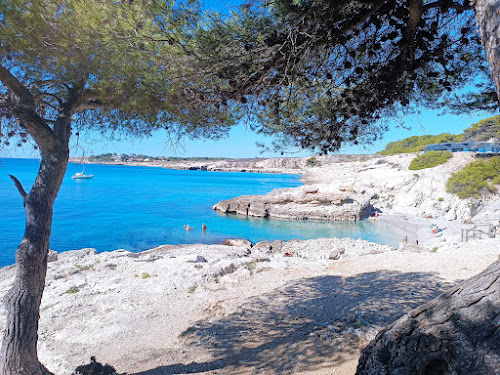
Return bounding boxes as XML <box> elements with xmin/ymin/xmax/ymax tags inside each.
<box><xmin>1</xmin><ymin>109</ymin><xmax>494</xmax><ymax>159</ymax></box>
<box><xmin>71</xmin><ymin>110</ymin><xmax>494</xmax><ymax>158</ymax></box>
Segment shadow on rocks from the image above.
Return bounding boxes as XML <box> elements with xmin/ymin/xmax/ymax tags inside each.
<box><xmin>73</xmin><ymin>356</ymin><xmax>117</xmax><ymax>375</ymax></box>
<box><xmin>130</xmin><ymin>270</ymin><xmax>453</xmax><ymax>375</ymax></box>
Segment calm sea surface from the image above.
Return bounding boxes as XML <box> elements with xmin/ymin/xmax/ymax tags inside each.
<box><xmin>0</xmin><ymin>158</ymin><xmax>404</xmax><ymax>267</ymax></box>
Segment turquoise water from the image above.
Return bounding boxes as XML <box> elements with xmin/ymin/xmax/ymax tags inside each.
<box><xmin>0</xmin><ymin>158</ymin><xmax>403</xmax><ymax>267</ymax></box>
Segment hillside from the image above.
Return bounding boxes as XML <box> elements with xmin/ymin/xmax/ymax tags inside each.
<box><xmin>214</xmin><ymin>152</ymin><xmax>499</xmax><ymax>223</ymax></box>
<box><xmin>378</xmin><ymin>115</ymin><xmax>500</xmax><ymax>155</ymax></box>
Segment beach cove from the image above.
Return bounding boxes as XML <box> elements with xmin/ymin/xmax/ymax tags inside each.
<box><xmin>0</xmin><ymin>153</ymin><xmax>499</xmax><ymax>374</ymax></box>
<box><xmin>0</xmin><ymin>158</ymin><xmax>408</xmax><ymax>267</ymax></box>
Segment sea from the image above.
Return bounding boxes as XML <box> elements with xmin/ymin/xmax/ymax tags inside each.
<box><xmin>0</xmin><ymin>158</ymin><xmax>404</xmax><ymax>267</ymax></box>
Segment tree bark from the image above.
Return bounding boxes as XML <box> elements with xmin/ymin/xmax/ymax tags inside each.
<box><xmin>474</xmin><ymin>0</ymin><xmax>500</xmax><ymax>103</ymax></box>
<box><xmin>356</xmin><ymin>2</ymin><xmax>500</xmax><ymax>373</ymax></box>
<box><xmin>0</xmin><ymin>144</ymin><xmax>69</xmax><ymax>375</ymax></box>
<box><xmin>0</xmin><ymin>61</ymin><xmax>75</xmax><ymax>374</ymax></box>
<box><xmin>356</xmin><ymin>259</ymin><xmax>500</xmax><ymax>375</ymax></box>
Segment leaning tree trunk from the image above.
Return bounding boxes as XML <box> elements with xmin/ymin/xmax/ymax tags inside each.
<box><xmin>356</xmin><ymin>259</ymin><xmax>500</xmax><ymax>375</ymax></box>
<box><xmin>474</xmin><ymin>0</ymin><xmax>500</xmax><ymax>103</ymax></box>
<box><xmin>0</xmin><ymin>148</ymin><xmax>69</xmax><ymax>375</ymax></box>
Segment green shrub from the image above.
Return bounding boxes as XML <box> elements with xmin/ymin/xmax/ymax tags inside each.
<box><xmin>378</xmin><ymin>115</ymin><xmax>500</xmax><ymax>156</ymax></box>
<box><xmin>446</xmin><ymin>157</ymin><xmax>500</xmax><ymax>199</ymax></box>
<box><xmin>379</xmin><ymin>134</ymin><xmax>461</xmax><ymax>155</ymax></box>
<box><xmin>306</xmin><ymin>156</ymin><xmax>320</xmax><ymax>167</ymax></box>
<box><xmin>75</xmin><ymin>264</ymin><xmax>91</xmax><ymax>271</ymax></box>
<box><xmin>409</xmin><ymin>151</ymin><xmax>453</xmax><ymax>170</ymax></box>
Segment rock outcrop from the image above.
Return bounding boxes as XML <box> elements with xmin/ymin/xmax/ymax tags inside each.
<box><xmin>214</xmin><ymin>186</ymin><xmax>375</xmax><ymax>221</ymax></box>
<box><xmin>214</xmin><ymin>152</ymin><xmax>491</xmax><ymax>222</ymax></box>
<box><xmin>1</xmin><ymin>232</ymin><xmax>498</xmax><ymax>374</ymax></box>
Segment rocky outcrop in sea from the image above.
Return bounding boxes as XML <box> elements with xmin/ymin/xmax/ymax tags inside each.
<box><xmin>213</xmin><ymin>186</ymin><xmax>375</xmax><ymax>221</ymax></box>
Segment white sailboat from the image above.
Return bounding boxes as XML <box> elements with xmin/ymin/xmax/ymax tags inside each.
<box><xmin>72</xmin><ymin>161</ymin><xmax>93</xmax><ymax>179</ymax></box>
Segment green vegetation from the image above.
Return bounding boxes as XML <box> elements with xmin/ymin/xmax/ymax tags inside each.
<box><xmin>462</xmin><ymin>115</ymin><xmax>500</xmax><ymax>141</ymax></box>
<box><xmin>306</xmin><ymin>157</ymin><xmax>321</xmax><ymax>167</ymax></box>
<box><xmin>379</xmin><ymin>134</ymin><xmax>461</xmax><ymax>155</ymax></box>
<box><xmin>446</xmin><ymin>157</ymin><xmax>500</xmax><ymax>199</ymax></box>
<box><xmin>409</xmin><ymin>151</ymin><xmax>453</xmax><ymax>170</ymax></box>
<box><xmin>64</xmin><ymin>287</ymin><xmax>80</xmax><ymax>294</ymax></box>
<box><xmin>88</xmin><ymin>153</ymin><xmax>116</xmax><ymax>162</ymax></box>
<box><xmin>431</xmin><ymin>247</ymin><xmax>438</xmax><ymax>253</ymax></box>
<box><xmin>141</xmin><ymin>273</ymin><xmax>151</xmax><ymax>279</ymax></box>
<box><xmin>75</xmin><ymin>264</ymin><xmax>92</xmax><ymax>271</ymax></box>
<box><xmin>244</xmin><ymin>260</ymin><xmax>258</xmax><ymax>273</ymax></box>
<box><xmin>379</xmin><ymin>115</ymin><xmax>500</xmax><ymax>155</ymax></box>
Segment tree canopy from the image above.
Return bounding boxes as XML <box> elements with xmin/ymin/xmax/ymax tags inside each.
<box><xmin>462</xmin><ymin>114</ymin><xmax>500</xmax><ymax>141</ymax></box>
<box><xmin>0</xmin><ymin>2</ymin><xmax>239</xmax><ymax>373</ymax></box>
<box><xmin>0</xmin><ymin>0</ymin><xmax>236</xmax><ymax>154</ymax></box>
<box><xmin>196</xmin><ymin>0</ymin><xmax>497</xmax><ymax>153</ymax></box>
<box><xmin>379</xmin><ymin>133</ymin><xmax>461</xmax><ymax>154</ymax></box>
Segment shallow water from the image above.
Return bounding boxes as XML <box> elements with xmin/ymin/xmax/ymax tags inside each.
<box><xmin>0</xmin><ymin>158</ymin><xmax>404</xmax><ymax>267</ymax></box>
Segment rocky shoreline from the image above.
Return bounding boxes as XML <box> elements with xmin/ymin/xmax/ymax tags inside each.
<box><xmin>213</xmin><ymin>152</ymin><xmax>485</xmax><ymax>222</ymax></box>
<box><xmin>212</xmin><ymin>188</ymin><xmax>373</xmax><ymax>221</ymax></box>
<box><xmin>0</xmin><ymin>233</ymin><xmax>497</xmax><ymax>375</ymax></box>
<box><xmin>3</xmin><ymin>151</ymin><xmax>500</xmax><ymax>374</ymax></box>
<box><xmin>69</xmin><ymin>154</ymin><xmax>375</xmax><ymax>175</ymax></box>
<box><xmin>70</xmin><ymin>156</ymin><xmax>309</xmax><ymax>174</ymax></box>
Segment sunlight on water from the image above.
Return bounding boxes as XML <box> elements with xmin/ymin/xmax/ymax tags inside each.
<box><xmin>0</xmin><ymin>158</ymin><xmax>405</xmax><ymax>267</ymax></box>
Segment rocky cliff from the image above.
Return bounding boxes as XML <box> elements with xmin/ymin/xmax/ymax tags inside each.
<box><xmin>213</xmin><ymin>186</ymin><xmax>374</xmax><ymax>221</ymax></box>
<box><xmin>214</xmin><ymin>152</ymin><xmax>492</xmax><ymax>222</ymax></box>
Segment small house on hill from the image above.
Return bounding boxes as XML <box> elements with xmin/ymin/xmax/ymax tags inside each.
<box><xmin>425</xmin><ymin>142</ymin><xmax>500</xmax><ymax>153</ymax></box>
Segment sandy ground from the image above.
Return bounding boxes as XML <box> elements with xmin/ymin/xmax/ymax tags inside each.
<box><xmin>0</xmin><ymin>217</ymin><xmax>498</xmax><ymax>375</ymax></box>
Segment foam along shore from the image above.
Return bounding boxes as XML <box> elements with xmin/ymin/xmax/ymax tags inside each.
<box><xmin>0</xmin><ymin>232</ymin><xmax>498</xmax><ymax>375</ymax></box>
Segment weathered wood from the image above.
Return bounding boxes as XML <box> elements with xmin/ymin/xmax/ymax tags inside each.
<box><xmin>356</xmin><ymin>259</ymin><xmax>500</xmax><ymax>375</ymax></box>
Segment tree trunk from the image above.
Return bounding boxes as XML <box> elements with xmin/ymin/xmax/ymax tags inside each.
<box><xmin>474</xmin><ymin>0</ymin><xmax>500</xmax><ymax>103</ymax></box>
<box><xmin>356</xmin><ymin>259</ymin><xmax>500</xmax><ymax>375</ymax></box>
<box><xmin>356</xmin><ymin>3</ymin><xmax>500</xmax><ymax>374</ymax></box>
<box><xmin>0</xmin><ymin>149</ymin><xmax>69</xmax><ymax>375</ymax></box>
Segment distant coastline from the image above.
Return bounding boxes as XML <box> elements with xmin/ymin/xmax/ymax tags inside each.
<box><xmin>69</xmin><ymin>154</ymin><xmax>375</xmax><ymax>174</ymax></box>
<box><xmin>69</xmin><ymin>156</ymin><xmax>302</xmax><ymax>174</ymax></box>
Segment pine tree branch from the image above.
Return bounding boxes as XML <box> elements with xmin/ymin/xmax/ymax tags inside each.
<box><xmin>9</xmin><ymin>174</ymin><xmax>27</xmax><ymax>200</ymax></box>
<box><xmin>0</xmin><ymin>64</ymin><xmax>34</xmax><ymax>104</ymax></box>
<box><xmin>0</xmin><ymin>63</ymin><xmax>63</xmax><ymax>152</ymax></box>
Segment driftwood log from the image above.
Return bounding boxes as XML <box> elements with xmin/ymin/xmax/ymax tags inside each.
<box><xmin>356</xmin><ymin>259</ymin><xmax>500</xmax><ymax>375</ymax></box>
